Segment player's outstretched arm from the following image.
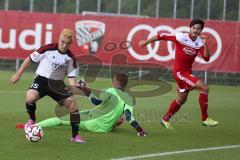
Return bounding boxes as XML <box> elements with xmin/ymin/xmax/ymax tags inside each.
<box><xmin>124</xmin><ymin>107</ymin><xmax>147</xmax><ymax>136</ymax></box>
<box><xmin>76</xmin><ymin>79</ymin><xmax>91</xmax><ymax>96</ymax></box>
<box><xmin>76</xmin><ymin>80</ymin><xmax>103</xmax><ymax>106</ymax></box>
<box><xmin>138</xmin><ymin>35</ymin><xmax>159</xmax><ymax>48</ymax></box>
<box><xmin>10</xmin><ymin>57</ymin><xmax>31</xmax><ymax>84</ymax></box>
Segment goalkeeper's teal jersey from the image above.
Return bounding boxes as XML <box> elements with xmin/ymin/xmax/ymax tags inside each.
<box><xmin>79</xmin><ymin>88</ymin><xmax>135</xmax><ymax>132</ymax></box>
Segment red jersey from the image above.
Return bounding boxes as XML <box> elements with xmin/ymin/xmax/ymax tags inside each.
<box><xmin>157</xmin><ymin>32</ymin><xmax>210</xmax><ymax>73</ymax></box>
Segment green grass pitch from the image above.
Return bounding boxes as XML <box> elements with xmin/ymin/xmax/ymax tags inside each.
<box><xmin>0</xmin><ymin>70</ymin><xmax>240</xmax><ymax>160</ymax></box>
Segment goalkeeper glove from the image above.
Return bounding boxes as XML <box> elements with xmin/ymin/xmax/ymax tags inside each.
<box><xmin>76</xmin><ymin>79</ymin><xmax>91</xmax><ymax>96</ymax></box>
<box><xmin>137</xmin><ymin>129</ymin><xmax>147</xmax><ymax>136</ymax></box>
<box><xmin>136</xmin><ymin>126</ymin><xmax>147</xmax><ymax>136</ymax></box>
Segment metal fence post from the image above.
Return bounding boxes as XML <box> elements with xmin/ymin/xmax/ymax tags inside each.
<box><xmin>156</xmin><ymin>0</ymin><xmax>159</xmax><ymax>18</ymax></box>
<box><xmin>139</xmin><ymin>66</ymin><xmax>142</xmax><ymax>81</ymax></box>
<box><xmin>207</xmin><ymin>0</ymin><xmax>210</xmax><ymax>20</ymax></box>
<box><xmin>137</xmin><ymin>0</ymin><xmax>141</xmax><ymax>16</ymax></box>
<box><xmin>238</xmin><ymin>0</ymin><xmax>240</xmax><ymax>21</ymax></box>
<box><xmin>223</xmin><ymin>0</ymin><xmax>226</xmax><ymax>21</ymax></box>
<box><xmin>16</xmin><ymin>59</ymin><xmax>20</xmax><ymax>71</ymax></box>
<box><xmin>173</xmin><ymin>0</ymin><xmax>177</xmax><ymax>19</ymax></box>
<box><xmin>53</xmin><ymin>0</ymin><xmax>57</xmax><ymax>13</ymax></box>
<box><xmin>30</xmin><ymin>0</ymin><xmax>34</xmax><ymax>12</ymax></box>
<box><xmin>204</xmin><ymin>71</ymin><xmax>208</xmax><ymax>84</ymax></box>
<box><xmin>118</xmin><ymin>0</ymin><xmax>121</xmax><ymax>15</ymax></box>
<box><xmin>190</xmin><ymin>0</ymin><xmax>194</xmax><ymax>19</ymax></box>
<box><xmin>4</xmin><ymin>0</ymin><xmax>9</xmax><ymax>10</ymax></box>
<box><xmin>76</xmin><ymin>0</ymin><xmax>80</xmax><ymax>14</ymax></box>
<box><xmin>97</xmin><ymin>0</ymin><xmax>101</xmax><ymax>13</ymax></box>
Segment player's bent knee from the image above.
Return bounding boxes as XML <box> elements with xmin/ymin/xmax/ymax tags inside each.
<box><xmin>64</xmin><ymin>97</ymin><xmax>78</xmax><ymax>113</ymax></box>
<box><xmin>69</xmin><ymin>106</ymin><xmax>78</xmax><ymax>113</ymax></box>
<box><xmin>67</xmin><ymin>104</ymin><xmax>78</xmax><ymax>113</ymax></box>
<box><xmin>26</xmin><ymin>95</ymin><xmax>38</xmax><ymax>103</ymax></box>
<box><xmin>26</xmin><ymin>90</ymin><xmax>39</xmax><ymax>103</ymax></box>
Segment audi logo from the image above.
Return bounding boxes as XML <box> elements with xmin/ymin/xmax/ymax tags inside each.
<box><xmin>127</xmin><ymin>24</ymin><xmax>222</xmax><ymax>64</ymax></box>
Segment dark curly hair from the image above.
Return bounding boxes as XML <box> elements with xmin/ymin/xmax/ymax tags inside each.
<box><xmin>190</xmin><ymin>19</ymin><xmax>205</xmax><ymax>30</ymax></box>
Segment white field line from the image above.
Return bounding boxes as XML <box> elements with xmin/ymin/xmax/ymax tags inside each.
<box><xmin>112</xmin><ymin>144</ymin><xmax>240</xmax><ymax>160</ymax></box>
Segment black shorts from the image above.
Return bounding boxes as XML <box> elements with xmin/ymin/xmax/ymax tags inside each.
<box><xmin>29</xmin><ymin>75</ymin><xmax>72</xmax><ymax>105</ymax></box>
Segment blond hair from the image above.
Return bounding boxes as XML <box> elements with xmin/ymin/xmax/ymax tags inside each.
<box><xmin>60</xmin><ymin>28</ymin><xmax>74</xmax><ymax>42</ymax></box>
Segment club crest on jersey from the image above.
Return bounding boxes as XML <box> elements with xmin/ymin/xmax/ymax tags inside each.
<box><xmin>75</xmin><ymin>20</ymin><xmax>105</xmax><ymax>54</ymax></box>
<box><xmin>182</xmin><ymin>47</ymin><xmax>197</xmax><ymax>56</ymax></box>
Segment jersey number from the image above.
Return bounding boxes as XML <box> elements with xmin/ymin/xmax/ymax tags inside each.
<box><xmin>31</xmin><ymin>83</ymin><xmax>39</xmax><ymax>89</ymax></box>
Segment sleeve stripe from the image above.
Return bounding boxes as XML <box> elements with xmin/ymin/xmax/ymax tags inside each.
<box><xmin>29</xmin><ymin>56</ymin><xmax>36</xmax><ymax>63</ymax></box>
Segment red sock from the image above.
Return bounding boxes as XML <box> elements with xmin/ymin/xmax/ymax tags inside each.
<box><xmin>199</xmin><ymin>92</ymin><xmax>209</xmax><ymax>121</ymax></box>
<box><xmin>162</xmin><ymin>100</ymin><xmax>181</xmax><ymax>122</ymax></box>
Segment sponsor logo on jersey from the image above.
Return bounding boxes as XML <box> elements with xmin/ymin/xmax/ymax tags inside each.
<box><xmin>182</xmin><ymin>47</ymin><xmax>197</xmax><ymax>56</ymax></box>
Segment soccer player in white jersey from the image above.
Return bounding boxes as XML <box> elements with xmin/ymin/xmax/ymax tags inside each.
<box><xmin>10</xmin><ymin>28</ymin><xmax>85</xmax><ymax>143</ymax></box>
<box><xmin>139</xmin><ymin>19</ymin><xmax>218</xmax><ymax>129</ymax></box>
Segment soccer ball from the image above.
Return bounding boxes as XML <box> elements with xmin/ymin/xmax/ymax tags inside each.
<box><xmin>25</xmin><ymin>125</ymin><xmax>44</xmax><ymax>142</ymax></box>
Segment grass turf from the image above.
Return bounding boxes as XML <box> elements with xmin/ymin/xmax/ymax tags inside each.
<box><xmin>0</xmin><ymin>70</ymin><xmax>239</xmax><ymax>160</ymax></box>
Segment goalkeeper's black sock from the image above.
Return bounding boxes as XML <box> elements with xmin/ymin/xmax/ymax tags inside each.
<box><xmin>26</xmin><ymin>102</ymin><xmax>36</xmax><ymax>122</ymax></box>
<box><xmin>70</xmin><ymin>110</ymin><xmax>80</xmax><ymax>138</ymax></box>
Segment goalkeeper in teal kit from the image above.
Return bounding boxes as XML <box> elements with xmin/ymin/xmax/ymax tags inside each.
<box><xmin>36</xmin><ymin>73</ymin><xmax>147</xmax><ymax>136</ymax></box>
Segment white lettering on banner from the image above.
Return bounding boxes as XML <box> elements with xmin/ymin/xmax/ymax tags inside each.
<box><xmin>45</xmin><ymin>24</ymin><xmax>53</xmax><ymax>45</ymax></box>
<box><xmin>0</xmin><ymin>29</ymin><xmax>16</xmax><ymax>49</ymax></box>
<box><xmin>19</xmin><ymin>23</ymin><xmax>42</xmax><ymax>50</ymax></box>
<box><xmin>127</xmin><ymin>25</ymin><xmax>222</xmax><ymax>64</ymax></box>
<box><xmin>0</xmin><ymin>23</ymin><xmax>53</xmax><ymax>51</ymax></box>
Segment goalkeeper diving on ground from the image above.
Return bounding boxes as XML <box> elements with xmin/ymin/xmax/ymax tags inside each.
<box><xmin>17</xmin><ymin>73</ymin><xmax>147</xmax><ymax>136</ymax></box>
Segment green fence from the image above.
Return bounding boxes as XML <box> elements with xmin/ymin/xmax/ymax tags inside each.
<box><xmin>0</xmin><ymin>0</ymin><xmax>239</xmax><ymax>21</ymax></box>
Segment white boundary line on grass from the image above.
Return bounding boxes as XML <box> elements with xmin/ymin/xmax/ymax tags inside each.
<box><xmin>112</xmin><ymin>144</ymin><xmax>240</xmax><ymax>160</ymax></box>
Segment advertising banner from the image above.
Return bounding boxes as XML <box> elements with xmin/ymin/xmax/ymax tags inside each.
<box><xmin>0</xmin><ymin>11</ymin><xmax>239</xmax><ymax>72</ymax></box>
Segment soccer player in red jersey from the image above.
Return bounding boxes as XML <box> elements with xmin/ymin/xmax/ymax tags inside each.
<box><xmin>139</xmin><ymin>19</ymin><xmax>218</xmax><ymax>128</ymax></box>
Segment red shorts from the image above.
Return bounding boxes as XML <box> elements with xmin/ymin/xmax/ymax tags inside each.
<box><xmin>174</xmin><ymin>71</ymin><xmax>199</xmax><ymax>93</ymax></box>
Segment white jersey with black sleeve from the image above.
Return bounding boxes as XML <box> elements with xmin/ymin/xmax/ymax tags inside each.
<box><xmin>29</xmin><ymin>43</ymin><xmax>77</xmax><ymax>80</ymax></box>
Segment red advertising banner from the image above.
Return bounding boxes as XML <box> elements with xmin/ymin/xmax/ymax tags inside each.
<box><xmin>0</xmin><ymin>11</ymin><xmax>239</xmax><ymax>73</ymax></box>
